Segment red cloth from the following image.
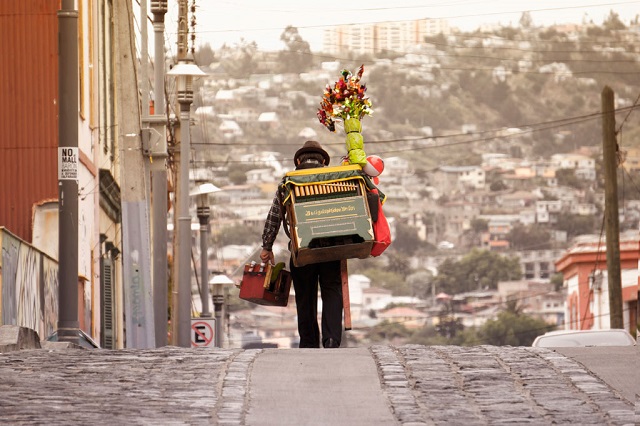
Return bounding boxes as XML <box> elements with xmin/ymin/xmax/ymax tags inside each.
<box><xmin>369</xmin><ymin>189</ymin><xmax>391</xmax><ymax>256</ymax></box>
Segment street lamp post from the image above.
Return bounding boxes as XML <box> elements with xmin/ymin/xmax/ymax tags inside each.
<box><xmin>167</xmin><ymin>56</ymin><xmax>206</xmax><ymax>347</ymax></box>
<box><xmin>190</xmin><ymin>182</ymin><xmax>222</xmax><ymax>318</ymax></box>
<box><xmin>209</xmin><ymin>274</ymin><xmax>235</xmax><ymax>347</ymax></box>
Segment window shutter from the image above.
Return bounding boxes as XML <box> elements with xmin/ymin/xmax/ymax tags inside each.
<box><xmin>101</xmin><ymin>257</ymin><xmax>115</xmax><ymax>349</ymax></box>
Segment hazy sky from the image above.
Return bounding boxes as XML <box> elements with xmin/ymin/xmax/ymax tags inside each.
<box><xmin>160</xmin><ymin>0</ymin><xmax>640</xmax><ymax>53</ymax></box>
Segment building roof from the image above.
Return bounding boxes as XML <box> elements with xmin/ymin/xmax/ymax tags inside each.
<box><xmin>379</xmin><ymin>307</ymin><xmax>428</xmax><ymax>318</ymax></box>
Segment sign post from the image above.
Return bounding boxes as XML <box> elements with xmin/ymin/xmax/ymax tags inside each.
<box><xmin>190</xmin><ymin>318</ymin><xmax>216</xmax><ymax>348</ymax></box>
<box><xmin>57</xmin><ymin>1</ymin><xmax>80</xmax><ymax>345</ymax></box>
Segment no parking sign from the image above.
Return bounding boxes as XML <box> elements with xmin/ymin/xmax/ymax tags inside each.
<box><xmin>191</xmin><ymin>318</ymin><xmax>216</xmax><ymax>347</ymax></box>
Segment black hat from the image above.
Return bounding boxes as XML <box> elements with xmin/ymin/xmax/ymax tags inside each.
<box><xmin>294</xmin><ymin>140</ymin><xmax>330</xmax><ymax>165</ymax></box>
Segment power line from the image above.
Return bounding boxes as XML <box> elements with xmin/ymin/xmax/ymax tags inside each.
<box><xmin>191</xmin><ymin>1</ymin><xmax>640</xmax><ymax>36</ymax></box>
<box><xmin>186</xmin><ymin>104</ymin><xmax>638</xmax><ymax>165</ymax></box>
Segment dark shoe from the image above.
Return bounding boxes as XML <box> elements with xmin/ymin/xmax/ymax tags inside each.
<box><xmin>323</xmin><ymin>338</ymin><xmax>340</xmax><ymax>348</ymax></box>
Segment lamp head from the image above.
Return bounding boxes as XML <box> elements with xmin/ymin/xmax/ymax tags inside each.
<box><xmin>168</xmin><ymin>56</ymin><xmax>207</xmax><ymax>104</ymax></box>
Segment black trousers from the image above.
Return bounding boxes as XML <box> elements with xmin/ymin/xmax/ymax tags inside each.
<box><xmin>290</xmin><ymin>258</ymin><xmax>343</xmax><ymax>348</ymax></box>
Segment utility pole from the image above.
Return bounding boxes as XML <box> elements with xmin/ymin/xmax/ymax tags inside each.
<box><xmin>57</xmin><ymin>0</ymin><xmax>79</xmax><ymax>345</ymax></box>
<box><xmin>172</xmin><ymin>0</ymin><xmax>191</xmax><ymax>348</ymax></box>
<box><xmin>114</xmin><ymin>0</ymin><xmax>155</xmax><ymax>348</ymax></box>
<box><xmin>148</xmin><ymin>0</ymin><xmax>169</xmax><ymax>347</ymax></box>
<box><xmin>601</xmin><ymin>86</ymin><xmax>624</xmax><ymax>329</ymax></box>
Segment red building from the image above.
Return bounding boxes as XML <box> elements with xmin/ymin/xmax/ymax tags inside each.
<box><xmin>555</xmin><ymin>232</ymin><xmax>638</xmax><ymax>334</ymax></box>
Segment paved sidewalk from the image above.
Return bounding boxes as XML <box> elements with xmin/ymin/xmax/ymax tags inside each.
<box><xmin>0</xmin><ymin>345</ymin><xmax>635</xmax><ymax>425</ymax></box>
<box><xmin>247</xmin><ymin>348</ymin><xmax>396</xmax><ymax>425</ymax></box>
<box><xmin>554</xmin><ymin>346</ymin><xmax>639</xmax><ymax>403</ymax></box>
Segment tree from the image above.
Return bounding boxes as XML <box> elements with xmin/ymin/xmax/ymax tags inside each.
<box><xmin>422</xmin><ymin>33</ymin><xmax>448</xmax><ymax>51</ymax></box>
<box><xmin>550</xmin><ymin>273</ymin><xmax>564</xmax><ymax>291</ymax></box>
<box><xmin>216</xmin><ymin>224</ymin><xmax>259</xmax><ymax>246</ymax></box>
<box><xmin>278</xmin><ymin>26</ymin><xmax>312</xmax><ymax>73</ymax></box>
<box><xmin>555</xmin><ymin>213</ymin><xmax>598</xmax><ymax>238</ymax></box>
<box><xmin>393</xmin><ymin>222</ymin><xmax>423</xmax><ymax>255</ymax></box>
<box><xmin>228</xmin><ymin>168</ymin><xmax>248</xmax><ymax>185</ymax></box>
<box><xmin>461</xmin><ymin>218</ymin><xmax>488</xmax><ymax>248</ymax></box>
<box><xmin>477</xmin><ymin>310</ymin><xmax>553</xmax><ymax>346</ymax></box>
<box><xmin>471</xmin><ymin>218</ymin><xmax>488</xmax><ymax>234</ymax></box>
<box><xmin>406</xmin><ymin>270</ymin><xmax>434</xmax><ymax>300</ymax></box>
<box><xmin>435</xmin><ymin>304</ymin><xmax>464</xmax><ymax>338</ymax></box>
<box><xmin>603</xmin><ymin>10</ymin><xmax>626</xmax><ymax>31</ymax></box>
<box><xmin>219</xmin><ymin>39</ymin><xmax>258</xmax><ymax>79</ymax></box>
<box><xmin>489</xmin><ymin>180</ymin><xmax>508</xmax><ymax>191</ymax></box>
<box><xmin>432</xmin><ymin>249</ymin><xmax>522</xmax><ymax>295</ymax></box>
<box><xmin>619</xmin><ymin>169</ymin><xmax>640</xmax><ymax>200</ymax></box>
<box><xmin>366</xmin><ymin>320</ymin><xmax>412</xmax><ymax>343</ymax></box>
<box><xmin>507</xmin><ymin>223</ymin><xmax>551</xmax><ymax>250</ymax></box>
<box><xmin>195</xmin><ymin>43</ymin><xmax>215</xmax><ymax>68</ymax></box>
<box><xmin>519</xmin><ymin>11</ymin><xmax>533</xmax><ymax>29</ymax></box>
<box><xmin>555</xmin><ymin>168</ymin><xmax>584</xmax><ymax>190</ymax></box>
<box><xmin>383</xmin><ymin>250</ymin><xmax>412</xmax><ymax>278</ymax></box>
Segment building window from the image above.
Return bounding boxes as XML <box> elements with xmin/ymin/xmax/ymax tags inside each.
<box><xmin>539</xmin><ymin>262</ymin><xmax>550</xmax><ymax>279</ymax></box>
<box><xmin>524</xmin><ymin>263</ymin><xmax>535</xmax><ymax>279</ymax></box>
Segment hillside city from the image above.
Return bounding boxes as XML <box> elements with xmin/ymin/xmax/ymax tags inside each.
<box><xmin>181</xmin><ymin>14</ymin><xmax>640</xmax><ymax>348</ymax></box>
<box><xmin>1</xmin><ymin>5</ymin><xmax>637</xmax><ymax>351</ymax></box>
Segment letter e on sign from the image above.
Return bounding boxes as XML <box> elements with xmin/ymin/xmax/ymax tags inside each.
<box><xmin>191</xmin><ymin>319</ymin><xmax>216</xmax><ymax>347</ymax></box>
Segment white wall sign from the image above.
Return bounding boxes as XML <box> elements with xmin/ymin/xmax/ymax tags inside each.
<box><xmin>58</xmin><ymin>147</ymin><xmax>79</xmax><ymax>180</ymax></box>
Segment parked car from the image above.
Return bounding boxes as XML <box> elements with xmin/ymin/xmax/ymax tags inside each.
<box><xmin>532</xmin><ymin>329</ymin><xmax>636</xmax><ymax>348</ymax></box>
<box><xmin>437</xmin><ymin>241</ymin><xmax>455</xmax><ymax>250</ymax></box>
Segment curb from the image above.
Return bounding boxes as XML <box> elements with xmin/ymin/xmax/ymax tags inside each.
<box><xmin>0</xmin><ymin>325</ymin><xmax>41</xmax><ymax>353</ymax></box>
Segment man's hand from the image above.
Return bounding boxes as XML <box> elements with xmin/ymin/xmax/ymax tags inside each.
<box><xmin>260</xmin><ymin>249</ymin><xmax>274</xmax><ymax>265</ymax></box>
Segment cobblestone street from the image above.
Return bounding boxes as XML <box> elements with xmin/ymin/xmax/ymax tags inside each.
<box><xmin>0</xmin><ymin>345</ymin><xmax>635</xmax><ymax>425</ymax></box>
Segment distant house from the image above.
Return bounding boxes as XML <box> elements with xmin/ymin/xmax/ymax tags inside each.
<box><xmin>497</xmin><ymin>191</ymin><xmax>538</xmax><ymax>209</ymax></box>
<box><xmin>246</xmin><ymin>168</ymin><xmax>277</xmax><ymax>184</ymax></box>
<box><xmin>361</xmin><ymin>287</ymin><xmax>393</xmax><ymax>312</ymax></box>
<box><xmin>215</xmin><ymin>89</ymin><xmax>235</xmax><ymax>103</ymax></box>
<box><xmin>219</xmin><ymin>120</ymin><xmax>243</xmax><ymax>139</ymax></box>
<box><xmin>482</xmin><ymin>153</ymin><xmax>509</xmax><ymax>167</ymax></box>
<box><xmin>501</xmin><ymin>166</ymin><xmax>536</xmax><ymax>189</ymax></box>
<box><xmin>297</xmin><ymin>127</ymin><xmax>317</xmax><ymax>139</ymax></box>
<box><xmin>492</xmin><ymin>66</ymin><xmax>510</xmax><ymax>82</ymax></box>
<box><xmin>377</xmin><ymin>307</ymin><xmax>429</xmax><ymax>329</ymax></box>
<box><xmin>516</xmin><ymin>249</ymin><xmax>564</xmax><ymax>281</ymax></box>
<box><xmin>239</xmin><ymin>151</ymin><xmax>286</xmax><ymax>175</ymax></box>
<box><xmin>431</xmin><ymin>165</ymin><xmax>485</xmax><ymax>194</ymax></box>
<box><xmin>479</xmin><ymin>214</ymin><xmax>520</xmax><ymax>251</ymax></box>
<box><xmin>497</xmin><ymin>280</ymin><xmax>564</xmax><ymax>325</ymax></box>
<box><xmin>623</xmin><ymin>147</ymin><xmax>640</xmax><ymax>172</ymax></box>
<box><xmin>383</xmin><ymin>156</ymin><xmax>411</xmax><ymax>176</ymax></box>
<box><xmin>536</xmin><ymin>199</ymin><xmax>563</xmax><ymax>224</ymax></box>
<box><xmin>461</xmin><ymin>123</ymin><xmax>477</xmax><ymax>134</ymax></box>
<box><xmin>217</xmin><ymin>184</ymin><xmax>263</xmax><ymax>203</ymax></box>
<box><xmin>544</xmin><ymin>185</ymin><xmax>582</xmax><ymax>208</ymax></box>
<box><xmin>569</xmin><ymin>203</ymin><xmax>597</xmax><ymax>216</ymax></box>
<box><xmin>258</xmin><ymin>112</ymin><xmax>280</xmax><ymax>130</ymax></box>
<box><xmin>195</xmin><ymin>106</ymin><xmax>215</xmax><ymax>118</ymax></box>
<box><xmin>440</xmin><ymin>200</ymin><xmax>481</xmax><ymax>238</ymax></box>
<box><xmin>348</xmin><ymin>274</ymin><xmax>372</xmax><ymax>306</ymax></box>
<box><xmin>227</xmin><ymin>106</ymin><xmax>258</xmax><ymax>123</ymax></box>
<box><xmin>538</xmin><ymin>62</ymin><xmax>572</xmax><ymax>82</ymax></box>
<box><xmin>550</xmin><ymin>153</ymin><xmax>596</xmax><ymax>181</ymax></box>
<box><xmin>518</xmin><ymin>209</ymin><xmax>536</xmax><ymax>225</ymax></box>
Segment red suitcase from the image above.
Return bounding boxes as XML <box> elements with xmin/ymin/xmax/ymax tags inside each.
<box><xmin>239</xmin><ymin>262</ymin><xmax>292</xmax><ymax>307</ymax></box>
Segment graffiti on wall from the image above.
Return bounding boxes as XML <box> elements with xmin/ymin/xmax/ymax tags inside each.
<box><xmin>42</xmin><ymin>257</ymin><xmax>59</xmax><ymax>338</ymax></box>
<box><xmin>0</xmin><ymin>229</ymin><xmax>59</xmax><ymax>338</ymax></box>
<box><xmin>16</xmin><ymin>242</ymin><xmax>41</xmax><ymax>335</ymax></box>
<box><xmin>1</xmin><ymin>232</ymin><xmax>19</xmax><ymax>325</ymax></box>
